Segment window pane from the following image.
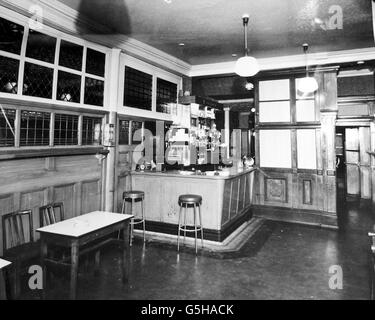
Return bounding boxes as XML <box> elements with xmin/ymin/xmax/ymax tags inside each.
<box><xmin>259</xmin><ymin>129</ymin><xmax>292</xmax><ymax>168</ymax></box>
<box><xmin>156</xmin><ymin>78</ymin><xmax>177</xmax><ymax>114</ymax></box>
<box><xmin>119</xmin><ymin>120</ymin><xmax>129</xmax><ymax>145</ymax></box>
<box><xmin>26</xmin><ymin>30</ymin><xmax>56</xmax><ymax>63</ymax></box>
<box><xmin>0</xmin><ymin>56</ymin><xmax>19</xmax><ymax>94</ymax></box>
<box><xmin>20</xmin><ymin>111</ymin><xmax>50</xmax><ymax>146</ymax></box>
<box><xmin>54</xmin><ymin>114</ymin><xmax>79</xmax><ymax>146</ymax></box>
<box><xmin>0</xmin><ymin>17</ymin><xmax>24</xmax><ymax>54</ymax></box>
<box><xmin>86</xmin><ymin>48</ymin><xmax>105</xmax><ymax>77</ymax></box>
<box><xmin>57</xmin><ymin>71</ymin><xmax>81</xmax><ymax>103</ymax></box>
<box><xmin>82</xmin><ymin>116</ymin><xmax>102</xmax><ymax>145</ymax></box>
<box><xmin>124</xmin><ymin>66</ymin><xmax>152</xmax><ymax>110</ymax></box>
<box><xmin>84</xmin><ymin>77</ymin><xmax>104</xmax><ymax>106</ymax></box>
<box><xmin>131</xmin><ymin>121</ymin><xmax>143</xmax><ymax>144</ymax></box>
<box><xmin>59</xmin><ymin>40</ymin><xmax>83</xmax><ymax>71</ymax></box>
<box><xmin>0</xmin><ymin>108</ymin><xmax>15</xmax><ymax>147</ymax></box>
<box><xmin>23</xmin><ymin>63</ymin><xmax>53</xmax><ymax>99</ymax></box>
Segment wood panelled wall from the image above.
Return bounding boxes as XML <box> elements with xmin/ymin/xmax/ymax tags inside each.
<box><xmin>0</xmin><ymin>155</ymin><xmax>103</xmax><ymax>255</ymax></box>
<box><xmin>253</xmin><ymin>69</ymin><xmax>339</xmax><ymax>228</ymax></box>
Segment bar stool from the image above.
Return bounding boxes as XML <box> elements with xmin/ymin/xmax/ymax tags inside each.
<box><xmin>122</xmin><ymin>191</ymin><xmax>146</xmax><ymax>246</ymax></box>
<box><xmin>177</xmin><ymin>194</ymin><xmax>204</xmax><ymax>254</ymax></box>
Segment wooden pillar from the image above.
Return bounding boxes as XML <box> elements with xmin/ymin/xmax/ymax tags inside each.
<box><xmin>320</xmin><ymin>111</ymin><xmax>337</xmax><ymax>213</ymax></box>
<box><xmin>318</xmin><ymin>69</ymin><xmax>339</xmax><ymax>214</ymax></box>
<box><xmin>370</xmin><ymin>121</ymin><xmax>375</xmax><ymax>203</ymax></box>
<box><xmin>224</xmin><ymin>107</ymin><xmax>230</xmax><ymax>157</ymax></box>
<box><xmin>104</xmin><ymin>48</ymin><xmax>121</xmax><ymax>212</ymax></box>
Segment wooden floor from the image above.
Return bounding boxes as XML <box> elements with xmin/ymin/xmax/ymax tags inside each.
<box><xmin>19</xmin><ymin>193</ymin><xmax>374</xmax><ymax>300</ymax></box>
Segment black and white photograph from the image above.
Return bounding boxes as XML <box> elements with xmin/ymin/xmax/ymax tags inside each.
<box><xmin>0</xmin><ymin>0</ymin><xmax>374</xmax><ymax>308</ymax></box>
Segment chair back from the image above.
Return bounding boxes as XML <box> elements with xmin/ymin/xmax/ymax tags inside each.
<box><xmin>39</xmin><ymin>203</ymin><xmax>64</xmax><ymax>227</ymax></box>
<box><xmin>2</xmin><ymin>210</ymin><xmax>34</xmax><ymax>252</ymax></box>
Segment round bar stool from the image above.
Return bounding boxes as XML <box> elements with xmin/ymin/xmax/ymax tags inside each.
<box><xmin>177</xmin><ymin>194</ymin><xmax>204</xmax><ymax>254</ymax></box>
<box><xmin>122</xmin><ymin>191</ymin><xmax>146</xmax><ymax>246</ymax></box>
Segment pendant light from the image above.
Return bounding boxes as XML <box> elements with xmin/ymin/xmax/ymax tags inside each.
<box><xmin>234</xmin><ymin>14</ymin><xmax>259</xmax><ymax>77</ymax></box>
<box><xmin>298</xmin><ymin>43</ymin><xmax>318</xmax><ymax>93</ymax></box>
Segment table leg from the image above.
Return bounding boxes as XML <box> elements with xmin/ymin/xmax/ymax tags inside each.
<box><xmin>70</xmin><ymin>241</ymin><xmax>79</xmax><ymax>300</ymax></box>
<box><xmin>40</xmin><ymin>237</ymin><xmax>47</xmax><ymax>300</ymax></box>
<box><xmin>122</xmin><ymin>222</ymin><xmax>130</xmax><ymax>284</ymax></box>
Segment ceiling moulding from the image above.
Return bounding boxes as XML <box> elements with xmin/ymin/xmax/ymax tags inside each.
<box><xmin>189</xmin><ymin>47</ymin><xmax>375</xmax><ymax>77</ymax></box>
<box><xmin>0</xmin><ymin>0</ymin><xmax>191</xmax><ymax>76</ymax></box>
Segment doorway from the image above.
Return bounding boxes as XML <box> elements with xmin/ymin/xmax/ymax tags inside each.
<box><xmin>335</xmin><ymin>126</ymin><xmax>371</xmax><ymax>199</ymax></box>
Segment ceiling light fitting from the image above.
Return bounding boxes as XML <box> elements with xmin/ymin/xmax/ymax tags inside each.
<box><xmin>298</xmin><ymin>43</ymin><xmax>318</xmax><ymax>94</ymax></box>
<box><xmin>234</xmin><ymin>14</ymin><xmax>259</xmax><ymax>77</ymax></box>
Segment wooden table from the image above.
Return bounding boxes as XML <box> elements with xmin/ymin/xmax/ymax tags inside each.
<box><xmin>36</xmin><ymin>211</ymin><xmax>133</xmax><ymax>300</ymax></box>
<box><xmin>0</xmin><ymin>258</ymin><xmax>12</xmax><ymax>300</ymax></box>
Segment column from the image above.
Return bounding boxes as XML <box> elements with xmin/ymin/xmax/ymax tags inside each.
<box><xmin>104</xmin><ymin>48</ymin><xmax>121</xmax><ymax>212</ymax></box>
<box><xmin>224</xmin><ymin>107</ymin><xmax>230</xmax><ymax>158</ymax></box>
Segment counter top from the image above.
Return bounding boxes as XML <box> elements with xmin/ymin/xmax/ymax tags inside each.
<box><xmin>131</xmin><ymin>167</ymin><xmax>255</xmax><ymax>180</ymax></box>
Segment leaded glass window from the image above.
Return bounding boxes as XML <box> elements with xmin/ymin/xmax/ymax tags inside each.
<box><xmin>124</xmin><ymin>66</ymin><xmax>152</xmax><ymax>110</ymax></box>
<box><xmin>0</xmin><ymin>17</ymin><xmax>24</xmax><ymax>54</ymax></box>
<box><xmin>26</xmin><ymin>30</ymin><xmax>56</xmax><ymax>63</ymax></box>
<box><xmin>82</xmin><ymin>116</ymin><xmax>102</xmax><ymax>145</ymax></box>
<box><xmin>86</xmin><ymin>48</ymin><xmax>105</xmax><ymax>77</ymax></box>
<box><xmin>57</xmin><ymin>71</ymin><xmax>81</xmax><ymax>103</ymax></box>
<box><xmin>59</xmin><ymin>40</ymin><xmax>83</xmax><ymax>71</ymax></box>
<box><xmin>0</xmin><ymin>108</ymin><xmax>15</xmax><ymax>147</ymax></box>
<box><xmin>84</xmin><ymin>77</ymin><xmax>104</xmax><ymax>106</ymax></box>
<box><xmin>156</xmin><ymin>78</ymin><xmax>177</xmax><ymax>114</ymax></box>
<box><xmin>20</xmin><ymin>111</ymin><xmax>50</xmax><ymax>146</ymax></box>
<box><xmin>0</xmin><ymin>56</ymin><xmax>19</xmax><ymax>94</ymax></box>
<box><xmin>23</xmin><ymin>63</ymin><xmax>53</xmax><ymax>99</ymax></box>
<box><xmin>54</xmin><ymin>113</ymin><xmax>79</xmax><ymax>145</ymax></box>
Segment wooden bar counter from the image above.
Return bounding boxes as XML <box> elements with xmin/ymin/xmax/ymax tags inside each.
<box><xmin>130</xmin><ymin>167</ymin><xmax>255</xmax><ymax>242</ymax></box>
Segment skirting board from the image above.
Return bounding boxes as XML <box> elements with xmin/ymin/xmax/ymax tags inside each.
<box><xmin>252</xmin><ymin>205</ymin><xmax>338</xmax><ymax>229</ymax></box>
<box><xmin>134</xmin><ymin>209</ymin><xmax>253</xmax><ymax>242</ymax></box>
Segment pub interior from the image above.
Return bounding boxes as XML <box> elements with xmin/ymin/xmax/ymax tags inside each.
<box><xmin>0</xmin><ymin>0</ymin><xmax>375</xmax><ymax>301</ymax></box>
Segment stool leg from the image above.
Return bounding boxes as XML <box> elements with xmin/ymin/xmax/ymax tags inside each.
<box><xmin>141</xmin><ymin>197</ymin><xmax>146</xmax><ymax>243</ymax></box>
<box><xmin>130</xmin><ymin>199</ymin><xmax>134</xmax><ymax>246</ymax></box>
<box><xmin>183</xmin><ymin>204</ymin><xmax>187</xmax><ymax>244</ymax></box>
<box><xmin>194</xmin><ymin>203</ymin><xmax>198</xmax><ymax>254</ymax></box>
<box><xmin>177</xmin><ymin>205</ymin><xmax>182</xmax><ymax>252</ymax></box>
<box><xmin>199</xmin><ymin>204</ymin><xmax>204</xmax><ymax>248</ymax></box>
<box><xmin>118</xmin><ymin>198</ymin><xmax>126</xmax><ymax>240</ymax></box>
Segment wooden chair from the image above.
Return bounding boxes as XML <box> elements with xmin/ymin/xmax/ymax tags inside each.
<box><xmin>39</xmin><ymin>203</ymin><xmax>65</xmax><ymax>227</ymax></box>
<box><xmin>2</xmin><ymin>210</ymin><xmax>39</xmax><ymax>299</ymax></box>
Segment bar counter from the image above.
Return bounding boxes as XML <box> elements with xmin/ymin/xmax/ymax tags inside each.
<box><xmin>131</xmin><ymin>167</ymin><xmax>255</xmax><ymax>242</ymax></box>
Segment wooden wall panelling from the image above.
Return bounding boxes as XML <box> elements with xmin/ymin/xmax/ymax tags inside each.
<box><xmin>221</xmin><ymin>180</ymin><xmax>232</xmax><ymax>225</ymax></box>
<box><xmin>53</xmin><ymin>184</ymin><xmax>75</xmax><ymax>219</ymax></box>
<box><xmin>81</xmin><ymin>180</ymin><xmax>101</xmax><ymax>214</ymax></box>
<box><xmin>359</xmin><ymin>126</ymin><xmax>371</xmax><ymax>199</ymax></box>
<box><xmin>371</xmin><ymin>122</ymin><xmax>375</xmax><ymax>203</ymax></box>
<box><xmin>230</xmin><ymin>178</ymin><xmax>240</xmax><ymax>220</ymax></box>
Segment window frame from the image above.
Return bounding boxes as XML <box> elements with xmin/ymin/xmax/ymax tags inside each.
<box><xmin>0</xmin><ymin>13</ymin><xmax>109</xmax><ymax>109</ymax></box>
<box><xmin>0</xmin><ymin>104</ymin><xmax>105</xmax><ymax>150</ymax></box>
<box><xmin>119</xmin><ymin>54</ymin><xmax>182</xmax><ymax>120</ymax></box>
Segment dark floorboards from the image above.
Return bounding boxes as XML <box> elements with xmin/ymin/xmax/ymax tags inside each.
<box><xmin>20</xmin><ymin>189</ymin><xmax>375</xmax><ymax>300</ymax></box>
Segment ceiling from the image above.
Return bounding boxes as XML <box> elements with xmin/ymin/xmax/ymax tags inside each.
<box><xmin>58</xmin><ymin>0</ymin><xmax>374</xmax><ymax>65</ymax></box>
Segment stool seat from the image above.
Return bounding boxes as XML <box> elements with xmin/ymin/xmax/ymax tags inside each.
<box><xmin>123</xmin><ymin>191</ymin><xmax>144</xmax><ymax>200</ymax></box>
<box><xmin>121</xmin><ymin>190</ymin><xmax>146</xmax><ymax>246</ymax></box>
<box><xmin>178</xmin><ymin>194</ymin><xmax>202</xmax><ymax>204</ymax></box>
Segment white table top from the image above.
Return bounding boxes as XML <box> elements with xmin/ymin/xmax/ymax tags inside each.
<box><xmin>0</xmin><ymin>258</ymin><xmax>11</xmax><ymax>269</ymax></box>
<box><xmin>36</xmin><ymin>211</ymin><xmax>133</xmax><ymax>238</ymax></box>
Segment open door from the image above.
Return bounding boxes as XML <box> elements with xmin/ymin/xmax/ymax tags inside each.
<box><xmin>345</xmin><ymin>127</ymin><xmax>371</xmax><ymax>198</ymax></box>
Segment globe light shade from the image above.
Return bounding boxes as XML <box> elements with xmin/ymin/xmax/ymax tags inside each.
<box><xmin>234</xmin><ymin>56</ymin><xmax>259</xmax><ymax>77</ymax></box>
<box><xmin>298</xmin><ymin>76</ymin><xmax>318</xmax><ymax>93</ymax></box>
